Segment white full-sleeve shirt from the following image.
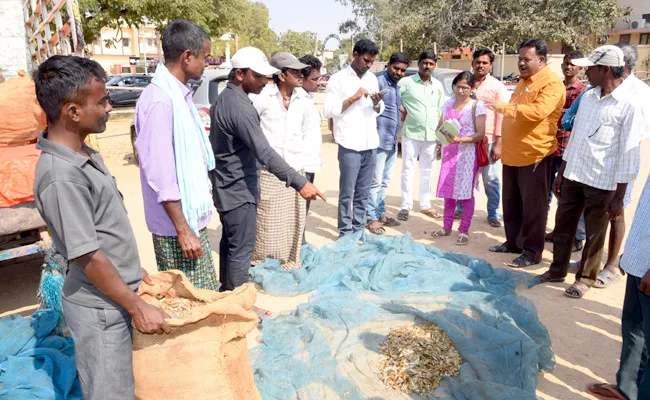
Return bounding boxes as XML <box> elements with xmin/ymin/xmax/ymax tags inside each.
<box><xmin>298</xmin><ymin>88</ymin><xmax>323</xmax><ymax>173</ymax></box>
<box><xmin>249</xmin><ymin>84</ymin><xmax>313</xmax><ymax>171</ymax></box>
<box><xmin>323</xmin><ymin>66</ymin><xmax>384</xmax><ymax>151</ymax></box>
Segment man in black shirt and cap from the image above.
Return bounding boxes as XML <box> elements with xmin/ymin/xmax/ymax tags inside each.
<box><xmin>210</xmin><ymin>46</ymin><xmax>325</xmax><ymax>293</ymax></box>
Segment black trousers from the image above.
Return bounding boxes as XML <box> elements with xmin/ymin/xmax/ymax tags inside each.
<box><xmin>502</xmin><ymin>155</ymin><xmax>554</xmax><ymax>262</ymax></box>
<box><xmin>218</xmin><ymin>202</ymin><xmax>257</xmax><ymax>292</ymax></box>
<box><xmin>549</xmin><ymin>179</ymin><xmax>615</xmax><ymax>283</ymax></box>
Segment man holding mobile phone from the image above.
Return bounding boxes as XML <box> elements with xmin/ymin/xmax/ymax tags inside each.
<box><xmin>366</xmin><ymin>52</ymin><xmax>409</xmax><ymax>235</ymax></box>
<box><xmin>324</xmin><ymin>39</ymin><xmax>385</xmax><ymax>237</ymax></box>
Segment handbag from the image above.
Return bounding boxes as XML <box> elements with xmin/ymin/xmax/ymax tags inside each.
<box><xmin>472</xmin><ymin>101</ymin><xmax>490</xmax><ymax>168</ymax></box>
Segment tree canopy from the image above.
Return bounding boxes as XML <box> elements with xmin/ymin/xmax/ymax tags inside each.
<box><xmin>338</xmin><ymin>0</ymin><xmax>631</xmax><ymax>59</ymax></box>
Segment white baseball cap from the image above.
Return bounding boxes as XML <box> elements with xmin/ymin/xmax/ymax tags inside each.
<box><xmin>231</xmin><ymin>47</ymin><xmax>278</xmax><ymax>76</ymax></box>
<box><xmin>571</xmin><ymin>45</ymin><xmax>626</xmax><ymax>67</ymax></box>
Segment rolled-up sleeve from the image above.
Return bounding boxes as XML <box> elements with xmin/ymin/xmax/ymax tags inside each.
<box><xmin>38</xmin><ymin>181</ymin><xmax>99</xmax><ymax>259</ymax></box>
<box><xmin>496</xmin><ymin>80</ymin><xmax>565</xmax><ymax>122</ymax></box>
<box><xmin>134</xmin><ymin>102</ymin><xmax>181</xmax><ymax>203</ymax></box>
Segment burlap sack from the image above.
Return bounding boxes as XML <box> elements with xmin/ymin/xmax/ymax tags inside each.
<box><xmin>133</xmin><ymin>270</ymin><xmax>261</xmax><ymax>400</ymax></box>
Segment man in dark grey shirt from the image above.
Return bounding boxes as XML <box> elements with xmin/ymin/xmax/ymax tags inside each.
<box><xmin>210</xmin><ymin>47</ymin><xmax>325</xmax><ymax>292</ymax></box>
<box><xmin>32</xmin><ymin>56</ymin><xmax>170</xmax><ymax>400</ymax></box>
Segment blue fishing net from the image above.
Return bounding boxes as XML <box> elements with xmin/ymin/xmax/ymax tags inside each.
<box><xmin>0</xmin><ymin>310</ymin><xmax>81</xmax><ymax>400</ymax></box>
<box><xmin>249</xmin><ymin>233</ymin><xmax>554</xmax><ymax>399</ymax></box>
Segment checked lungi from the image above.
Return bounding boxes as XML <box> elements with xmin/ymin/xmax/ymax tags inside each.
<box><xmin>152</xmin><ymin>227</ymin><xmax>218</xmax><ymax>291</ymax></box>
<box><xmin>252</xmin><ymin>169</ymin><xmax>306</xmax><ymax>267</ymax></box>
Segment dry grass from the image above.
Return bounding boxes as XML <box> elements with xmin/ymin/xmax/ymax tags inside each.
<box><xmin>377</xmin><ymin>323</ymin><xmax>463</xmax><ymax>395</ymax></box>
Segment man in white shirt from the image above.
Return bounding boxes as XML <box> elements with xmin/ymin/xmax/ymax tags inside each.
<box><xmin>324</xmin><ymin>39</ymin><xmax>385</xmax><ymax>237</ymax></box>
<box><xmin>298</xmin><ymin>54</ymin><xmax>323</xmax><ymax>244</ymax></box>
<box><xmin>536</xmin><ymin>45</ymin><xmax>644</xmax><ymax>299</ymax></box>
<box><xmin>249</xmin><ymin>52</ymin><xmax>316</xmax><ymax>268</ymax></box>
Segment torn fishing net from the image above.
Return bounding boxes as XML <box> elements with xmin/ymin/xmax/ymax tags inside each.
<box><xmin>249</xmin><ymin>233</ymin><xmax>554</xmax><ymax>400</ymax></box>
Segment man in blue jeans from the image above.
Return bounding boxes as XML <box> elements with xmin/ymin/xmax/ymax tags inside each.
<box><xmin>586</xmin><ymin>173</ymin><xmax>650</xmax><ymax>400</ymax></box>
<box><xmin>366</xmin><ymin>52</ymin><xmax>409</xmax><ymax>234</ymax></box>
<box><xmin>456</xmin><ymin>48</ymin><xmax>508</xmax><ymax>227</ymax></box>
<box><xmin>324</xmin><ymin>39</ymin><xmax>385</xmax><ymax>237</ymax></box>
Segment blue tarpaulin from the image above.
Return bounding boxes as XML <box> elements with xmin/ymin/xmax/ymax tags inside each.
<box><xmin>0</xmin><ymin>309</ymin><xmax>81</xmax><ymax>399</ymax></box>
<box><xmin>249</xmin><ymin>233</ymin><xmax>554</xmax><ymax>399</ymax></box>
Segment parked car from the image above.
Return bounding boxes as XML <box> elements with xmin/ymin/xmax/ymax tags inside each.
<box><xmin>318</xmin><ymin>75</ymin><xmax>329</xmax><ymax>90</ymax></box>
<box><xmin>107</xmin><ymin>74</ymin><xmax>152</xmax><ymax>107</ymax></box>
<box><xmin>130</xmin><ymin>68</ymin><xmax>232</xmax><ymax>165</ymax></box>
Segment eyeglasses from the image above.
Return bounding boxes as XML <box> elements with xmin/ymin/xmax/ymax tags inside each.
<box><xmin>454</xmin><ymin>85</ymin><xmax>471</xmax><ymax>92</ymax></box>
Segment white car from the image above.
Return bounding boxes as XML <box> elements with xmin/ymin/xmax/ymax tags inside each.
<box><xmin>130</xmin><ymin>68</ymin><xmax>232</xmax><ymax>165</ymax></box>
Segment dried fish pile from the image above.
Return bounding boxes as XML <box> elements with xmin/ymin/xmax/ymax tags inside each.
<box><xmin>377</xmin><ymin>324</ymin><xmax>463</xmax><ymax>395</ymax></box>
<box><xmin>159</xmin><ymin>297</ymin><xmax>206</xmax><ymax>319</ymax></box>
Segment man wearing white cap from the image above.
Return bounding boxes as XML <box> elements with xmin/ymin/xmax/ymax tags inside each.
<box><xmin>536</xmin><ymin>45</ymin><xmax>645</xmax><ymax>299</ymax></box>
<box><xmin>249</xmin><ymin>52</ymin><xmax>316</xmax><ymax>269</ymax></box>
<box><xmin>209</xmin><ymin>47</ymin><xmax>325</xmax><ymax>293</ymax></box>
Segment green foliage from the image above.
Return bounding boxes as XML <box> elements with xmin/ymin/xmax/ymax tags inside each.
<box><xmin>276</xmin><ymin>30</ymin><xmax>320</xmax><ymax>57</ymax></box>
<box><xmin>78</xmin><ymin>0</ymin><xmax>247</xmax><ymax>47</ymax></box>
<box><xmin>338</xmin><ymin>0</ymin><xmax>631</xmax><ymax>58</ymax></box>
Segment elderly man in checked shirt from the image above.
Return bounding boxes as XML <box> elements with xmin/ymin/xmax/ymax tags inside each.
<box><xmin>536</xmin><ymin>45</ymin><xmax>645</xmax><ymax>299</ymax></box>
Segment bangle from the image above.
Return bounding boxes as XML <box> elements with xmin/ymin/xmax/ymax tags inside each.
<box><xmin>348</xmin><ymin>97</ymin><xmax>356</xmax><ymax>104</ymax></box>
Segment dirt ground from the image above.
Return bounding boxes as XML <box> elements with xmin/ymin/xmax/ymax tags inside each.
<box><xmin>1</xmin><ymin>95</ymin><xmax>649</xmax><ymax>399</ymax></box>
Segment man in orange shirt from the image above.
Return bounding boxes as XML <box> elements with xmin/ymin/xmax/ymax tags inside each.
<box><xmin>485</xmin><ymin>39</ymin><xmax>565</xmax><ymax>267</ymax></box>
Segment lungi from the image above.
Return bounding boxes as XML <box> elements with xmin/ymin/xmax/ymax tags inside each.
<box><xmin>152</xmin><ymin>227</ymin><xmax>218</xmax><ymax>291</ymax></box>
<box><xmin>253</xmin><ymin>169</ymin><xmax>306</xmax><ymax>267</ymax></box>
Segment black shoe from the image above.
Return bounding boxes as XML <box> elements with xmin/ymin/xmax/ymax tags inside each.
<box><xmin>506</xmin><ymin>254</ymin><xmax>540</xmax><ymax>268</ymax></box>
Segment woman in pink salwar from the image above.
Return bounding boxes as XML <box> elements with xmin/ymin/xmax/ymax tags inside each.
<box><xmin>432</xmin><ymin>71</ymin><xmax>486</xmax><ymax>245</ymax></box>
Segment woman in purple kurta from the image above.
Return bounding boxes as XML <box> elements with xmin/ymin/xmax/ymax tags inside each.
<box><xmin>432</xmin><ymin>71</ymin><xmax>486</xmax><ymax>245</ymax></box>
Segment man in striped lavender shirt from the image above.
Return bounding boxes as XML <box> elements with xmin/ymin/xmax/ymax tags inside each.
<box><xmin>134</xmin><ymin>20</ymin><xmax>218</xmax><ymax>290</ymax></box>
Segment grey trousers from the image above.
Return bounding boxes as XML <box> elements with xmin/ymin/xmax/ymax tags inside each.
<box><xmin>63</xmin><ymin>299</ymin><xmax>135</xmax><ymax>400</ymax></box>
<box><xmin>338</xmin><ymin>146</ymin><xmax>376</xmax><ymax>237</ymax></box>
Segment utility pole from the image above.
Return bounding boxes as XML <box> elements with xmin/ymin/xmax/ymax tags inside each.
<box><xmin>313</xmin><ymin>33</ymin><xmax>318</xmax><ymax>56</ymax></box>
<box><xmin>400</xmin><ymin>38</ymin><xmax>403</xmax><ymax>52</ymax></box>
<box><xmin>500</xmin><ymin>42</ymin><xmax>506</xmax><ymax>80</ymax></box>
<box><xmin>141</xmin><ymin>26</ymin><xmax>147</xmax><ymax>75</ymax></box>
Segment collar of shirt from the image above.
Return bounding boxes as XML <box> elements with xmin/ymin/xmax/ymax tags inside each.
<box><xmin>522</xmin><ymin>66</ymin><xmax>552</xmax><ymax>84</ymax></box>
<box><xmin>226</xmin><ymin>82</ymin><xmax>253</xmax><ymax>103</ymax></box>
<box><xmin>37</xmin><ymin>133</ymin><xmax>101</xmax><ymax>170</ymax></box>
<box><xmin>566</xmin><ymin>79</ymin><xmax>584</xmax><ymax>91</ymax></box>
<box><xmin>381</xmin><ymin>71</ymin><xmax>398</xmax><ymax>87</ymax></box>
<box><xmin>592</xmin><ymin>80</ymin><xmax>629</xmax><ymax>102</ymax></box>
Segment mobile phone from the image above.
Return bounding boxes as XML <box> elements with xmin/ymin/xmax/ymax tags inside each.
<box><xmin>378</xmin><ymin>88</ymin><xmax>390</xmax><ymax>95</ymax></box>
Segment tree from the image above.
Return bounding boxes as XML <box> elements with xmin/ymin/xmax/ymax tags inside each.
<box><xmin>337</xmin><ymin>0</ymin><xmax>631</xmax><ymax>59</ymax></box>
<box><xmin>78</xmin><ymin>0</ymin><xmax>248</xmax><ymax>47</ymax></box>
<box><xmin>276</xmin><ymin>30</ymin><xmax>319</xmax><ymax>57</ymax></box>
<box><xmin>211</xmin><ymin>1</ymin><xmax>278</xmax><ymax>58</ymax></box>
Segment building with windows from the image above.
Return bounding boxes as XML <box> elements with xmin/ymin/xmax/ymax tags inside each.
<box><xmin>90</xmin><ymin>24</ymin><xmax>161</xmax><ymax>74</ymax></box>
<box><xmin>608</xmin><ymin>0</ymin><xmax>650</xmax><ymax>47</ymax></box>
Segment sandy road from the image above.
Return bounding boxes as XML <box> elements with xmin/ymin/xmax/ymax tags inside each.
<box><xmin>1</xmin><ymin>99</ymin><xmax>648</xmax><ymax>399</ymax></box>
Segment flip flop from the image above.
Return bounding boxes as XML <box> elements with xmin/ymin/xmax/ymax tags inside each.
<box><xmin>431</xmin><ymin>228</ymin><xmax>451</xmax><ymax>238</ymax></box>
<box><xmin>456</xmin><ymin>233</ymin><xmax>469</xmax><ymax>246</ymax></box>
<box><xmin>565</xmin><ymin>282</ymin><xmax>590</xmax><ymax>298</ymax></box>
<box><xmin>488</xmin><ymin>219</ymin><xmax>502</xmax><ymax>228</ymax></box>
<box><xmin>593</xmin><ymin>269</ymin><xmax>621</xmax><ymax>289</ymax></box>
<box><xmin>489</xmin><ymin>244</ymin><xmax>522</xmax><ymax>254</ymax></box>
<box><xmin>366</xmin><ymin>222</ymin><xmax>386</xmax><ymax>235</ymax></box>
<box><xmin>397</xmin><ymin>209</ymin><xmax>409</xmax><ymax>221</ymax></box>
<box><xmin>380</xmin><ymin>217</ymin><xmax>401</xmax><ymax>227</ymax></box>
<box><xmin>534</xmin><ymin>271</ymin><xmax>566</xmax><ymax>284</ymax></box>
<box><xmin>585</xmin><ymin>383</ymin><xmax>626</xmax><ymax>400</ymax></box>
